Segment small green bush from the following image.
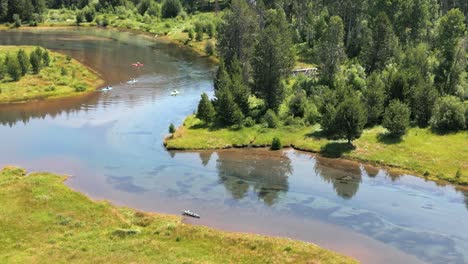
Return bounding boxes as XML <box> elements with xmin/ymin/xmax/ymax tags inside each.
<box><xmin>243</xmin><ymin>117</ymin><xmax>255</xmax><ymax>127</ymax></box>
<box><xmin>271</xmin><ymin>137</ymin><xmax>282</xmax><ymax>150</ymax></box>
<box><xmin>169</xmin><ymin>123</ymin><xmax>176</xmax><ymax>133</ymax></box>
<box><xmin>430</xmin><ymin>96</ymin><xmax>466</xmax><ymax>132</ymax></box>
<box><xmin>161</xmin><ymin>0</ymin><xmax>182</xmax><ymax>18</ymax></box>
<box><xmin>205</xmin><ymin>41</ymin><xmax>215</xmax><ymax>56</ymax></box>
<box><xmin>74</xmin><ymin>84</ymin><xmax>86</xmax><ymax>92</ymax></box>
<box><xmin>383</xmin><ymin>100</ymin><xmax>410</xmax><ymax>137</ymax></box>
<box><xmin>264</xmin><ymin>109</ymin><xmax>279</xmax><ymax>128</ymax></box>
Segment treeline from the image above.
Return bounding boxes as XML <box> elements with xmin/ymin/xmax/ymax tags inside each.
<box><xmin>194</xmin><ymin>0</ymin><xmax>467</xmax><ymax>144</ymax></box>
<box><xmin>0</xmin><ymin>47</ymin><xmax>50</xmax><ymax>82</ymax></box>
<box><xmin>0</xmin><ymin>0</ymin><xmax>227</xmax><ymax>24</ymax></box>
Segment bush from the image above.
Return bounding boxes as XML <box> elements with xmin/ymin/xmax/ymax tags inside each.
<box><xmin>271</xmin><ymin>137</ymin><xmax>282</xmax><ymax>150</ymax></box>
<box><xmin>13</xmin><ymin>14</ymin><xmax>21</xmax><ymax>28</ymax></box>
<box><xmin>284</xmin><ymin>116</ymin><xmax>305</xmax><ymax>126</ymax></box>
<box><xmin>76</xmin><ymin>12</ymin><xmax>84</xmax><ymax>25</ymax></box>
<box><xmin>61</xmin><ymin>67</ymin><xmax>68</xmax><ymax>76</ymax></box>
<box><xmin>169</xmin><ymin>123</ymin><xmax>176</xmax><ymax>133</ymax></box>
<box><xmin>195</xmin><ymin>27</ymin><xmax>203</xmax><ymax>41</ymax></box>
<box><xmin>161</xmin><ymin>0</ymin><xmax>182</xmax><ymax>18</ymax></box>
<box><xmin>383</xmin><ymin>100</ymin><xmax>411</xmax><ymax>137</ymax></box>
<box><xmin>83</xmin><ymin>6</ymin><xmax>96</xmax><ymax>22</ymax></box>
<box><xmin>243</xmin><ymin>117</ymin><xmax>255</xmax><ymax>127</ymax></box>
<box><xmin>207</xmin><ymin>22</ymin><xmax>216</xmax><ymax>38</ymax></box>
<box><xmin>74</xmin><ymin>84</ymin><xmax>86</xmax><ymax>92</ymax></box>
<box><xmin>289</xmin><ymin>91</ymin><xmax>307</xmax><ymax>118</ymax></box>
<box><xmin>264</xmin><ymin>109</ymin><xmax>279</xmax><ymax>128</ymax></box>
<box><xmin>187</xmin><ymin>28</ymin><xmax>194</xmax><ymax>40</ymax></box>
<box><xmin>430</xmin><ymin>96</ymin><xmax>466</xmax><ymax>132</ymax></box>
<box><xmin>205</xmin><ymin>42</ymin><xmax>215</xmax><ymax>56</ymax></box>
<box><xmin>29</xmin><ymin>52</ymin><xmax>41</xmax><ymax>74</ymax></box>
<box><xmin>42</xmin><ymin>51</ymin><xmax>50</xmax><ymax>66</ymax></box>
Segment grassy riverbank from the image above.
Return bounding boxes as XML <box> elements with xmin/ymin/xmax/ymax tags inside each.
<box><xmin>165</xmin><ymin>116</ymin><xmax>468</xmax><ymax>185</ymax></box>
<box><xmin>0</xmin><ymin>167</ymin><xmax>356</xmax><ymax>263</ymax></box>
<box><xmin>0</xmin><ymin>46</ymin><xmax>103</xmax><ymax>104</ymax></box>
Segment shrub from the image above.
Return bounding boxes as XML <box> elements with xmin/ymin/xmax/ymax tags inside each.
<box><xmin>61</xmin><ymin>67</ymin><xmax>68</xmax><ymax>76</ymax></box>
<box><xmin>264</xmin><ymin>109</ymin><xmax>279</xmax><ymax>128</ymax></box>
<box><xmin>195</xmin><ymin>27</ymin><xmax>203</xmax><ymax>41</ymax></box>
<box><xmin>271</xmin><ymin>137</ymin><xmax>282</xmax><ymax>150</ymax></box>
<box><xmin>383</xmin><ymin>100</ymin><xmax>411</xmax><ymax>137</ymax></box>
<box><xmin>161</xmin><ymin>0</ymin><xmax>182</xmax><ymax>18</ymax></box>
<box><xmin>243</xmin><ymin>117</ymin><xmax>255</xmax><ymax>127</ymax></box>
<box><xmin>83</xmin><ymin>6</ymin><xmax>96</xmax><ymax>22</ymax></box>
<box><xmin>205</xmin><ymin>42</ymin><xmax>215</xmax><ymax>56</ymax></box>
<box><xmin>430</xmin><ymin>96</ymin><xmax>466</xmax><ymax>132</ymax></box>
<box><xmin>207</xmin><ymin>22</ymin><xmax>216</xmax><ymax>38</ymax></box>
<box><xmin>13</xmin><ymin>14</ymin><xmax>21</xmax><ymax>28</ymax></box>
<box><xmin>284</xmin><ymin>116</ymin><xmax>305</xmax><ymax>126</ymax></box>
<box><xmin>289</xmin><ymin>91</ymin><xmax>307</xmax><ymax>118</ymax></box>
<box><xmin>187</xmin><ymin>28</ymin><xmax>194</xmax><ymax>40</ymax></box>
<box><xmin>76</xmin><ymin>12</ymin><xmax>84</xmax><ymax>25</ymax></box>
<box><xmin>74</xmin><ymin>84</ymin><xmax>86</xmax><ymax>92</ymax></box>
<box><xmin>169</xmin><ymin>123</ymin><xmax>176</xmax><ymax>133</ymax></box>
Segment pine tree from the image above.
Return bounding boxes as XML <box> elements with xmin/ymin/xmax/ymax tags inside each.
<box><xmin>334</xmin><ymin>95</ymin><xmax>367</xmax><ymax>144</ymax></box>
<box><xmin>196</xmin><ymin>93</ymin><xmax>216</xmax><ymax>124</ymax></box>
<box><xmin>318</xmin><ymin>15</ymin><xmax>346</xmax><ymax>84</ymax></box>
<box><xmin>29</xmin><ymin>51</ymin><xmax>41</xmax><ymax>74</ymax></box>
<box><xmin>5</xmin><ymin>54</ymin><xmax>21</xmax><ymax>81</ymax></box>
<box><xmin>383</xmin><ymin>100</ymin><xmax>411</xmax><ymax>137</ymax></box>
<box><xmin>363</xmin><ymin>72</ymin><xmax>386</xmax><ymax>125</ymax></box>
<box><xmin>42</xmin><ymin>50</ymin><xmax>50</xmax><ymax>66</ymax></box>
<box><xmin>16</xmin><ymin>49</ymin><xmax>29</xmax><ymax>76</ymax></box>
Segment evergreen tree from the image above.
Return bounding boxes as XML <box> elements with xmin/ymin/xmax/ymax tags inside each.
<box><xmin>215</xmin><ymin>88</ymin><xmax>242</xmax><ymax>126</ymax></box>
<box><xmin>363</xmin><ymin>72</ymin><xmax>386</xmax><ymax>126</ymax></box>
<box><xmin>217</xmin><ymin>0</ymin><xmax>258</xmax><ymax>69</ymax></box>
<box><xmin>42</xmin><ymin>50</ymin><xmax>50</xmax><ymax>66</ymax></box>
<box><xmin>252</xmin><ymin>10</ymin><xmax>294</xmax><ymax>111</ymax></box>
<box><xmin>434</xmin><ymin>9</ymin><xmax>466</xmax><ymax>96</ymax></box>
<box><xmin>29</xmin><ymin>51</ymin><xmax>41</xmax><ymax>74</ymax></box>
<box><xmin>228</xmin><ymin>58</ymin><xmax>250</xmax><ymax>116</ymax></box>
<box><xmin>383</xmin><ymin>100</ymin><xmax>411</xmax><ymax>137</ymax></box>
<box><xmin>16</xmin><ymin>49</ymin><xmax>29</xmax><ymax>76</ymax></box>
<box><xmin>333</xmin><ymin>95</ymin><xmax>367</xmax><ymax>144</ymax></box>
<box><xmin>5</xmin><ymin>54</ymin><xmax>21</xmax><ymax>81</ymax></box>
<box><xmin>362</xmin><ymin>13</ymin><xmax>399</xmax><ymax>73</ymax></box>
<box><xmin>318</xmin><ymin>15</ymin><xmax>346</xmax><ymax>84</ymax></box>
<box><xmin>196</xmin><ymin>93</ymin><xmax>216</xmax><ymax>124</ymax></box>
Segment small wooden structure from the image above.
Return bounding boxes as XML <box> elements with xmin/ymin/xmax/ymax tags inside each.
<box><xmin>292</xmin><ymin>67</ymin><xmax>318</xmax><ymax>76</ymax></box>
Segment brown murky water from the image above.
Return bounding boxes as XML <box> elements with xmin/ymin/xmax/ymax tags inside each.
<box><xmin>0</xmin><ymin>28</ymin><xmax>467</xmax><ymax>264</ymax></box>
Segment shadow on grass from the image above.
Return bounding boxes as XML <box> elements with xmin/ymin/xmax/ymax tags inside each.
<box><xmin>377</xmin><ymin>133</ymin><xmax>403</xmax><ymax>145</ymax></box>
<box><xmin>305</xmin><ymin>130</ymin><xmax>327</xmax><ymax>139</ymax></box>
<box><xmin>320</xmin><ymin>142</ymin><xmax>355</xmax><ymax>158</ymax></box>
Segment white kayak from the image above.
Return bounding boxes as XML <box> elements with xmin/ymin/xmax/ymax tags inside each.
<box><xmin>171</xmin><ymin>90</ymin><xmax>180</xmax><ymax>96</ymax></box>
<box><xmin>182</xmin><ymin>210</ymin><xmax>200</xmax><ymax>218</ymax></box>
<box><xmin>101</xmin><ymin>86</ymin><xmax>113</xmax><ymax>92</ymax></box>
<box><xmin>127</xmin><ymin>78</ymin><xmax>138</xmax><ymax>85</ymax></box>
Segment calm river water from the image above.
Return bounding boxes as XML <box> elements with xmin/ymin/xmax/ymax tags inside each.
<box><xmin>0</xmin><ymin>28</ymin><xmax>467</xmax><ymax>264</ymax></box>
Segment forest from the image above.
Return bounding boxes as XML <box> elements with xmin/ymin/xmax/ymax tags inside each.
<box><xmin>1</xmin><ymin>0</ymin><xmax>467</xmax><ymax>155</ymax></box>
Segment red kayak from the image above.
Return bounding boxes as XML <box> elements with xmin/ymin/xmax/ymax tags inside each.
<box><xmin>131</xmin><ymin>62</ymin><xmax>144</xmax><ymax>67</ymax></box>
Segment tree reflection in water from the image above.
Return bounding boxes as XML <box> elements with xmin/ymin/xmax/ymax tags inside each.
<box><xmin>198</xmin><ymin>151</ymin><xmax>213</xmax><ymax>167</ymax></box>
<box><xmin>313</xmin><ymin>157</ymin><xmax>362</xmax><ymax>199</ymax></box>
<box><xmin>215</xmin><ymin>150</ymin><xmax>292</xmax><ymax>206</ymax></box>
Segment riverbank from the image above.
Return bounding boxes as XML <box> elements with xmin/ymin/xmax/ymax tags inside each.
<box><xmin>0</xmin><ymin>166</ymin><xmax>356</xmax><ymax>263</ymax></box>
<box><xmin>165</xmin><ymin>115</ymin><xmax>468</xmax><ymax>185</ymax></box>
<box><xmin>0</xmin><ymin>46</ymin><xmax>103</xmax><ymax>104</ymax></box>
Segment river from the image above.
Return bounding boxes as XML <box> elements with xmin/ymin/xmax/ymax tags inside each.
<box><xmin>0</xmin><ymin>28</ymin><xmax>467</xmax><ymax>264</ymax></box>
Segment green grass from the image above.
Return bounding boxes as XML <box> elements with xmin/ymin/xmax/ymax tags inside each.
<box><xmin>0</xmin><ymin>46</ymin><xmax>103</xmax><ymax>103</ymax></box>
<box><xmin>166</xmin><ymin>116</ymin><xmax>468</xmax><ymax>185</ymax></box>
<box><xmin>0</xmin><ymin>167</ymin><xmax>356</xmax><ymax>264</ymax></box>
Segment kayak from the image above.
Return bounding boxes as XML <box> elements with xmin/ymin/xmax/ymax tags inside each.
<box><xmin>171</xmin><ymin>90</ymin><xmax>180</xmax><ymax>96</ymax></box>
<box><xmin>100</xmin><ymin>86</ymin><xmax>113</xmax><ymax>91</ymax></box>
<box><xmin>132</xmin><ymin>62</ymin><xmax>144</xmax><ymax>67</ymax></box>
<box><xmin>127</xmin><ymin>78</ymin><xmax>138</xmax><ymax>85</ymax></box>
<box><xmin>182</xmin><ymin>210</ymin><xmax>200</xmax><ymax>218</ymax></box>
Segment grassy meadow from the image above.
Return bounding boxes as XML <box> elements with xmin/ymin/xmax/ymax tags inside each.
<box><xmin>0</xmin><ymin>46</ymin><xmax>103</xmax><ymax>103</ymax></box>
<box><xmin>0</xmin><ymin>167</ymin><xmax>356</xmax><ymax>263</ymax></box>
<box><xmin>165</xmin><ymin>116</ymin><xmax>468</xmax><ymax>185</ymax></box>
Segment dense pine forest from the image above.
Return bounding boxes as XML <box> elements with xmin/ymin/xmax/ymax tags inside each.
<box><xmin>1</xmin><ymin>0</ymin><xmax>467</xmax><ymax>142</ymax></box>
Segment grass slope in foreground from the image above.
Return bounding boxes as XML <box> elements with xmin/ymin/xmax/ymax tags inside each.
<box><xmin>165</xmin><ymin>116</ymin><xmax>468</xmax><ymax>185</ymax></box>
<box><xmin>0</xmin><ymin>167</ymin><xmax>356</xmax><ymax>264</ymax></box>
<box><xmin>0</xmin><ymin>46</ymin><xmax>103</xmax><ymax>103</ymax></box>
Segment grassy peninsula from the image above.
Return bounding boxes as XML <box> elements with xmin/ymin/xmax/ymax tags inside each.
<box><xmin>165</xmin><ymin>115</ymin><xmax>468</xmax><ymax>185</ymax></box>
<box><xmin>0</xmin><ymin>167</ymin><xmax>356</xmax><ymax>263</ymax></box>
<box><xmin>0</xmin><ymin>46</ymin><xmax>103</xmax><ymax>103</ymax></box>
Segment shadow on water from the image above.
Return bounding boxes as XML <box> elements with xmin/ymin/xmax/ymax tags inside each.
<box><xmin>320</xmin><ymin>142</ymin><xmax>355</xmax><ymax>158</ymax></box>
